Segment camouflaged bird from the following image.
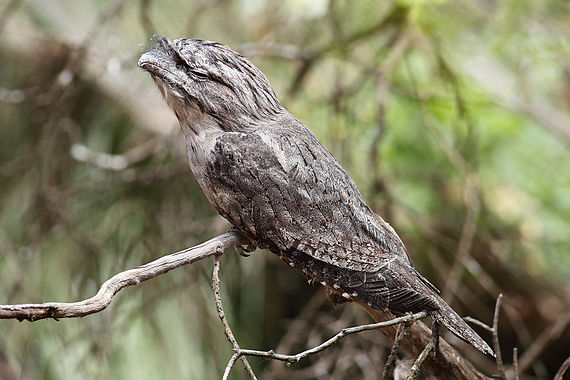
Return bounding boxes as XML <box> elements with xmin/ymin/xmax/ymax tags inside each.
<box><xmin>138</xmin><ymin>37</ymin><xmax>494</xmax><ymax>356</ymax></box>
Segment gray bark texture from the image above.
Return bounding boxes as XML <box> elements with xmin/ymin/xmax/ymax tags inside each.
<box><xmin>138</xmin><ymin>37</ymin><xmax>494</xmax><ymax>357</ymax></box>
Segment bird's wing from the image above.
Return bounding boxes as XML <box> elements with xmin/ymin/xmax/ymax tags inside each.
<box><xmin>204</xmin><ymin>125</ymin><xmax>410</xmax><ymax>273</ymax></box>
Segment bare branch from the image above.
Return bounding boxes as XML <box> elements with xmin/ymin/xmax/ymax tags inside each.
<box><xmin>223</xmin><ymin>353</ymin><xmax>242</xmax><ymax>380</ymax></box>
<box><xmin>464</xmin><ymin>316</ymin><xmax>493</xmax><ymax>334</ymax></box>
<box><xmin>492</xmin><ymin>294</ymin><xmax>506</xmax><ymax>380</ymax></box>
<box><xmin>406</xmin><ymin>331</ymin><xmax>437</xmax><ymax>380</ymax></box>
<box><xmin>512</xmin><ymin>347</ymin><xmax>519</xmax><ymax>380</ymax></box>
<box><xmin>265</xmin><ymin>292</ymin><xmax>328</xmax><ymax>377</ymax></box>
<box><xmin>360</xmin><ymin>304</ymin><xmax>491</xmax><ymax>380</ymax></box>
<box><xmin>0</xmin><ymin>231</ymin><xmax>249</xmax><ymax>321</ymax></box>
<box><xmin>212</xmin><ymin>255</ymin><xmax>257</xmax><ymax>380</ymax></box>
<box><xmin>223</xmin><ymin>312</ymin><xmax>428</xmax><ymax>379</ymax></box>
<box><xmin>382</xmin><ymin>320</ymin><xmax>413</xmax><ymax>379</ymax></box>
<box><xmin>554</xmin><ymin>356</ymin><xmax>570</xmax><ymax>380</ymax></box>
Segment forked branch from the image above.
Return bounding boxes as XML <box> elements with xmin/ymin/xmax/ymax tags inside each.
<box><xmin>0</xmin><ymin>231</ymin><xmax>491</xmax><ymax>379</ymax></box>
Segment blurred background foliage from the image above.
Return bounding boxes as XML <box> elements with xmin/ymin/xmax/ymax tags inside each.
<box><xmin>0</xmin><ymin>0</ymin><xmax>569</xmax><ymax>379</ymax></box>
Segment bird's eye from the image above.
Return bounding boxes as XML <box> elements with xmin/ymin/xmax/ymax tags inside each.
<box><xmin>190</xmin><ymin>70</ymin><xmax>209</xmax><ymax>80</ymax></box>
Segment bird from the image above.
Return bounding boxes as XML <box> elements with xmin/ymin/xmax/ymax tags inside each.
<box><xmin>138</xmin><ymin>37</ymin><xmax>494</xmax><ymax>357</ymax></box>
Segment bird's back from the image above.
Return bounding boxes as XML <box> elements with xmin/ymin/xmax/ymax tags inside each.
<box><xmin>204</xmin><ymin>113</ymin><xmax>409</xmax><ymax>270</ymax></box>
<box><xmin>203</xmin><ymin>113</ymin><xmax>494</xmax><ymax>356</ymax></box>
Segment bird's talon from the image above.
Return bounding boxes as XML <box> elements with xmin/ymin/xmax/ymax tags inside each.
<box><xmin>235</xmin><ymin>245</ymin><xmax>253</xmax><ymax>257</ymax></box>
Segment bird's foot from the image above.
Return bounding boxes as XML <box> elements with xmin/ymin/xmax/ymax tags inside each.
<box><xmin>228</xmin><ymin>227</ymin><xmax>256</xmax><ymax>256</ymax></box>
<box><xmin>235</xmin><ymin>244</ymin><xmax>256</xmax><ymax>257</ymax></box>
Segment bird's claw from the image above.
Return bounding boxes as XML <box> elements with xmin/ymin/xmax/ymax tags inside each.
<box><xmin>235</xmin><ymin>243</ymin><xmax>256</xmax><ymax>257</ymax></box>
<box><xmin>228</xmin><ymin>227</ymin><xmax>256</xmax><ymax>256</ymax></box>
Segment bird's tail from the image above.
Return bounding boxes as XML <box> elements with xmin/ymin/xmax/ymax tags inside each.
<box><xmin>430</xmin><ymin>301</ymin><xmax>495</xmax><ymax>357</ymax></box>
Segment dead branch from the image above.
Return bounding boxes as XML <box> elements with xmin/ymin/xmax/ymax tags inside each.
<box><xmin>512</xmin><ymin>347</ymin><xmax>519</xmax><ymax>380</ymax></box>
<box><xmin>0</xmin><ymin>224</ymin><xmax>494</xmax><ymax>380</ymax></box>
<box><xmin>554</xmin><ymin>356</ymin><xmax>570</xmax><ymax>380</ymax></box>
<box><xmin>222</xmin><ymin>312</ymin><xmax>429</xmax><ymax>380</ymax></box>
<box><xmin>406</xmin><ymin>327</ymin><xmax>437</xmax><ymax>380</ymax></box>
<box><xmin>465</xmin><ymin>294</ymin><xmax>506</xmax><ymax>379</ymax></box>
<box><xmin>492</xmin><ymin>294</ymin><xmax>506</xmax><ymax>379</ymax></box>
<box><xmin>0</xmin><ymin>231</ymin><xmax>249</xmax><ymax>321</ymax></box>
<box><xmin>360</xmin><ymin>303</ymin><xmax>491</xmax><ymax>380</ymax></box>
<box><xmin>211</xmin><ymin>255</ymin><xmax>257</xmax><ymax>380</ymax></box>
<box><xmin>382</xmin><ymin>320</ymin><xmax>413</xmax><ymax>379</ymax></box>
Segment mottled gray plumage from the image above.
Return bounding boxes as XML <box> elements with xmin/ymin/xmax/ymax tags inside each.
<box><xmin>138</xmin><ymin>37</ymin><xmax>494</xmax><ymax>356</ymax></box>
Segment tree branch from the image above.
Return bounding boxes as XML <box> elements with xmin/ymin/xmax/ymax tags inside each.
<box><xmin>492</xmin><ymin>294</ymin><xmax>506</xmax><ymax>379</ymax></box>
<box><xmin>406</xmin><ymin>327</ymin><xmax>437</xmax><ymax>380</ymax></box>
<box><xmin>0</xmin><ymin>229</ymin><xmax>492</xmax><ymax>379</ymax></box>
<box><xmin>223</xmin><ymin>312</ymin><xmax>429</xmax><ymax>379</ymax></box>
<box><xmin>0</xmin><ymin>231</ymin><xmax>249</xmax><ymax>321</ymax></box>
<box><xmin>211</xmin><ymin>255</ymin><xmax>257</xmax><ymax>379</ymax></box>
<box><xmin>554</xmin><ymin>356</ymin><xmax>570</xmax><ymax>380</ymax></box>
<box><xmin>359</xmin><ymin>303</ymin><xmax>491</xmax><ymax>380</ymax></box>
<box><xmin>382</xmin><ymin>320</ymin><xmax>413</xmax><ymax>379</ymax></box>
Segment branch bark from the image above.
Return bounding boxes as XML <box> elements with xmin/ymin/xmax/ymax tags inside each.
<box><xmin>0</xmin><ymin>231</ymin><xmax>249</xmax><ymax>321</ymax></box>
<box><xmin>359</xmin><ymin>302</ymin><xmax>491</xmax><ymax>380</ymax></box>
<box><xmin>223</xmin><ymin>312</ymin><xmax>429</xmax><ymax>379</ymax></box>
<box><xmin>0</xmin><ymin>230</ymin><xmax>491</xmax><ymax>379</ymax></box>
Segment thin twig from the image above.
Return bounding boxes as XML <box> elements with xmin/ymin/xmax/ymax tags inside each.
<box><xmin>0</xmin><ymin>231</ymin><xmax>249</xmax><ymax>321</ymax></box>
<box><xmin>512</xmin><ymin>347</ymin><xmax>519</xmax><ymax>380</ymax></box>
<box><xmin>223</xmin><ymin>312</ymin><xmax>428</xmax><ymax>378</ymax></box>
<box><xmin>406</xmin><ymin>331</ymin><xmax>437</xmax><ymax>380</ymax></box>
<box><xmin>492</xmin><ymin>294</ymin><xmax>506</xmax><ymax>380</ymax></box>
<box><xmin>382</xmin><ymin>320</ymin><xmax>412</xmax><ymax>379</ymax></box>
<box><xmin>442</xmin><ymin>174</ymin><xmax>481</xmax><ymax>303</ymax></box>
<box><xmin>223</xmin><ymin>353</ymin><xmax>242</xmax><ymax>380</ymax></box>
<box><xmin>502</xmin><ymin>303</ymin><xmax>549</xmax><ymax>377</ymax></box>
<box><xmin>212</xmin><ymin>255</ymin><xmax>257</xmax><ymax>380</ymax></box>
<box><xmin>464</xmin><ymin>316</ymin><xmax>494</xmax><ymax>333</ymax></box>
<box><xmin>554</xmin><ymin>356</ymin><xmax>570</xmax><ymax>380</ymax></box>
<box><xmin>517</xmin><ymin>310</ymin><xmax>570</xmax><ymax>374</ymax></box>
<box><xmin>361</xmin><ymin>304</ymin><xmax>491</xmax><ymax>380</ymax></box>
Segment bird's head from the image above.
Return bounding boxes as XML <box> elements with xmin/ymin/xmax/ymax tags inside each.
<box><xmin>138</xmin><ymin>37</ymin><xmax>282</xmax><ymax>131</ymax></box>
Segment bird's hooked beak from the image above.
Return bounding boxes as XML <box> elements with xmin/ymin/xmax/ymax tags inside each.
<box><xmin>138</xmin><ymin>37</ymin><xmax>193</xmax><ymax>103</ymax></box>
<box><xmin>138</xmin><ymin>37</ymin><xmax>173</xmax><ymax>76</ymax></box>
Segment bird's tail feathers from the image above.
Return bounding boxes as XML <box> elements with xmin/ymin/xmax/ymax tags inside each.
<box><xmin>430</xmin><ymin>301</ymin><xmax>495</xmax><ymax>357</ymax></box>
